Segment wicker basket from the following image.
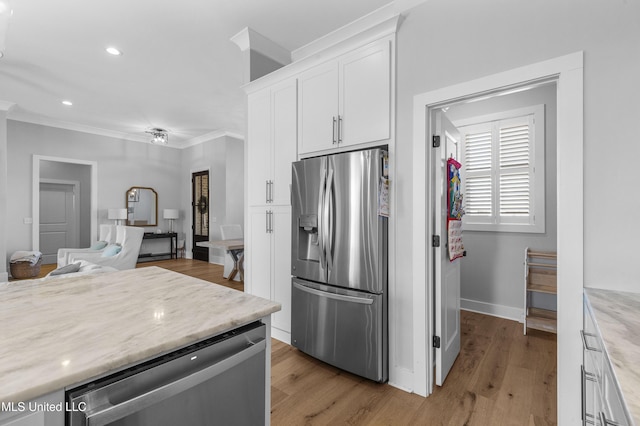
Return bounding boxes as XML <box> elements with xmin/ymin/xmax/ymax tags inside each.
<box><xmin>10</xmin><ymin>258</ymin><xmax>43</xmax><ymax>279</ymax></box>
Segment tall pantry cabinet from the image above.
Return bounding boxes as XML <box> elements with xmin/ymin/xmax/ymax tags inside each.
<box><xmin>246</xmin><ymin>78</ymin><xmax>296</xmax><ymax>342</ymax></box>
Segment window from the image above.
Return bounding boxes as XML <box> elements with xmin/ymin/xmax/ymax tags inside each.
<box><xmin>457</xmin><ymin>105</ymin><xmax>545</xmax><ymax>233</ymax></box>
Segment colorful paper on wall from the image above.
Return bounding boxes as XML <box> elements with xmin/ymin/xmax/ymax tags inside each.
<box><xmin>447</xmin><ymin>158</ymin><xmax>464</xmax><ymax>261</ymax></box>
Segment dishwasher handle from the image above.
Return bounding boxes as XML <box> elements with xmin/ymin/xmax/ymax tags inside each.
<box><xmin>85</xmin><ymin>339</ymin><xmax>266</xmax><ymax>426</ymax></box>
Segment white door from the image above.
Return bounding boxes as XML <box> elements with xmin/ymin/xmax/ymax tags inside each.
<box><xmin>433</xmin><ymin>110</ymin><xmax>462</xmax><ymax>386</ymax></box>
<box><xmin>247</xmin><ymin>88</ymin><xmax>271</xmax><ymax>206</ymax></box>
<box><xmin>271</xmin><ymin>78</ymin><xmax>298</xmax><ymax>206</ymax></box>
<box><xmin>247</xmin><ymin>207</ymin><xmax>272</xmax><ymax>300</ymax></box>
<box><xmin>339</xmin><ymin>39</ymin><xmax>391</xmax><ymax>147</ymax></box>
<box><xmin>39</xmin><ymin>182</ymin><xmax>79</xmax><ymax>264</ymax></box>
<box><xmin>298</xmin><ymin>61</ymin><xmax>339</xmax><ymax>155</ymax></box>
<box><xmin>271</xmin><ymin>206</ymin><xmax>292</xmax><ymax>334</ymax></box>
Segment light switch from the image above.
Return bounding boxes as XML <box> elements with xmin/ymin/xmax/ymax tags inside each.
<box><xmin>211</xmin><ymin>217</ymin><xmax>217</xmax><ymax>223</ymax></box>
<box><xmin>23</xmin><ymin>218</ymin><xmax>33</xmax><ymax>224</ymax></box>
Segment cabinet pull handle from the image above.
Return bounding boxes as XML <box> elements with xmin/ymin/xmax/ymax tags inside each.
<box><xmin>332</xmin><ymin>116</ymin><xmax>337</xmax><ymax>144</ymax></box>
<box><xmin>265</xmin><ymin>210</ymin><xmax>269</xmax><ymax>233</ymax></box>
<box><xmin>268</xmin><ymin>180</ymin><xmax>273</xmax><ymax>203</ymax></box>
<box><xmin>265</xmin><ymin>180</ymin><xmax>269</xmax><ymax>203</ymax></box>
<box><xmin>338</xmin><ymin>115</ymin><xmax>343</xmax><ymax>144</ymax></box>
<box><xmin>580</xmin><ymin>330</ymin><xmax>601</xmax><ymax>352</ymax></box>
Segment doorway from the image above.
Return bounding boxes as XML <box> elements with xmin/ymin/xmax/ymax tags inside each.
<box><xmin>411</xmin><ymin>52</ymin><xmax>583</xmax><ymax>423</ymax></box>
<box><xmin>192</xmin><ymin>170</ymin><xmax>210</xmax><ymax>262</ymax></box>
<box><xmin>39</xmin><ymin>180</ymin><xmax>80</xmax><ymax>264</ymax></box>
<box><xmin>32</xmin><ymin>156</ymin><xmax>97</xmax><ymax>254</ymax></box>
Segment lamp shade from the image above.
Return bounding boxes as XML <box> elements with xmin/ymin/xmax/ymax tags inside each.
<box><xmin>108</xmin><ymin>208</ymin><xmax>127</xmax><ymax>220</ymax></box>
<box><xmin>163</xmin><ymin>209</ymin><xmax>179</xmax><ymax>220</ymax></box>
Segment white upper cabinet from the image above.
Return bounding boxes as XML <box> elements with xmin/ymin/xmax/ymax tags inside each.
<box><xmin>247</xmin><ymin>78</ymin><xmax>297</xmax><ymax>207</ymax></box>
<box><xmin>298</xmin><ymin>38</ymin><xmax>391</xmax><ymax>156</ymax></box>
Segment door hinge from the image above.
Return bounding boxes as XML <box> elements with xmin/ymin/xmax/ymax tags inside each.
<box><xmin>432</xmin><ymin>135</ymin><xmax>441</xmax><ymax>148</ymax></box>
<box><xmin>433</xmin><ymin>335</ymin><xmax>441</xmax><ymax>348</ymax></box>
<box><xmin>432</xmin><ymin>235</ymin><xmax>440</xmax><ymax>247</ymax></box>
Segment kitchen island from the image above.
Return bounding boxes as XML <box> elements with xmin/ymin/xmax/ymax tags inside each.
<box><xmin>0</xmin><ymin>267</ymin><xmax>280</xmax><ymax>425</ymax></box>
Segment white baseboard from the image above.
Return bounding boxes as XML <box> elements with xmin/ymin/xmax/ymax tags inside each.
<box><xmin>209</xmin><ymin>255</ymin><xmax>224</xmax><ymax>265</ymax></box>
<box><xmin>461</xmin><ymin>298</ymin><xmax>523</xmax><ymax>323</ymax></box>
<box><xmin>271</xmin><ymin>327</ymin><xmax>291</xmax><ymax>345</ymax></box>
<box><xmin>0</xmin><ymin>272</ymin><xmax>7</xmax><ymax>283</ymax></box>
<box><xmin>388</xmin><ymin>366</ymin><xmax>415</xmax><ymax>394</ymax></box>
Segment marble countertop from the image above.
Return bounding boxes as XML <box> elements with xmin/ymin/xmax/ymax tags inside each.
<box><xmin>0</xmin><ymin>267</ymin><xmax>280</xmax><ymax>404</ymax></box>
<box><xmin>585</xmin><ymin>288</ymin><xmax>640</xmax><ymax>424</ymax></box>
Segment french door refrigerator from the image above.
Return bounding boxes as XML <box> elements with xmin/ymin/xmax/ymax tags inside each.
<box><xmin>291</xmin><ymin>147</ymin><xmax>388</xmax><ymax>383</ymax></box>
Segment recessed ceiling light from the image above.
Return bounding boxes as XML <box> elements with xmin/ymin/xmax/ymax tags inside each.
<box><xmin>105</xmin><ymin>47</ymin><xmax>122</xmax><ymax>56</ymax></box>
<box><xmin>62</xmin><ymin>100</ymin><xmax>73</xmax><ymax>106</ymax></box>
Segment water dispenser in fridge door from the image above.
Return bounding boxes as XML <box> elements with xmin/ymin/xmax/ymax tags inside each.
<box><xmin>297</xmin><ymin>214</ymin><xmax>319</xmax><ymax>262</ymax></box>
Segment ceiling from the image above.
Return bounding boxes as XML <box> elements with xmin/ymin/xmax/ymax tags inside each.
<box><xmin>0</xmin><ymin>0</ymin><xmax>393</xmax><ymax>147</ymax></box>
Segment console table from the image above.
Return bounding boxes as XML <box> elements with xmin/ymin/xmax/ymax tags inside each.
<box><xmin>138</xmin><ymin>232</ymin><xmax>177</xmax><ymax>262</ymax></box>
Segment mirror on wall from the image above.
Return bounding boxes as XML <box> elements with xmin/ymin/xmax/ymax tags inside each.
<box><xmin>126</xmin><ymin>187</ymin><xmax>157</xmax><ymax>226</ymax></box>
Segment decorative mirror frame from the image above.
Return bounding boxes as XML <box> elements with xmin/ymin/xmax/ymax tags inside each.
<box><xmin>126</xmin><ymin>186</ymin><xmax>158</xmax><ymax>227</ymax></box>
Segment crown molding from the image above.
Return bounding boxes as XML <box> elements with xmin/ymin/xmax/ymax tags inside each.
<box><xmin>291</xmin><ymin>2</ymin><xmax>405</xmax><ymax>62</ymax></box>
<box><xmin>7</xmin><ymin>110</ymin><xmax>244</xmax><ymax>149</ymax></box>
<box><xmin>230</xmin><ymin>27</ymin><xmax>291</xmax><ymax>66</ymax></box>
<box><xmin>9</xmin><ymin>111</ymin><xmax>150</xmax><ymax>143</ymax></box>
<box><xmin>181</xmin><ymin>130</ymin><xmax>245</xmax><ymax>149</ymax></box>
<box><xmin>0</xmin><ymin>100</ymin><xmax>16</xmax><ymax>113</ymax></box>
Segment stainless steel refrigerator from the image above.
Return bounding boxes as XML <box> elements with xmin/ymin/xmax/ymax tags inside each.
<box><xmin>291</xmin><ymin>147</ymin><xmax>388</xmax><ymax>383</ymax></box>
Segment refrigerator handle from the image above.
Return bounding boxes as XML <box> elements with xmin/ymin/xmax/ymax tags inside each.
<box><xmin>326</xmin><ymin>167</ymin><xmax>334</xmax><ymax>272</ymax></box>
<box><xmin>318</xmin><ymin>167</ymin><xmax>327</xmax><ymax>269</ymax></box>
<box><xmin>293</xmin><ymin>281</ymin><xmax>374</xmax><ymax>305</ymax></box>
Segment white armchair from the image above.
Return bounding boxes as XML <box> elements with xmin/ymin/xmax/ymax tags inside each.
<box><xmin>69</xmin><ymin>226</ymin><xmax>144</xmax><ymax>271</ymax></box>
<box><xmin>220</xmin><ymin>224</ymin><xmax>243</xmax><ymax>281</ymax></box>
<box><xmin>57</xmin><ymin>224</ymin><xmax>117</xmax><ymax>267</ymax></box>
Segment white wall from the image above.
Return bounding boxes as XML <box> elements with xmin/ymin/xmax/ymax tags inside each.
<box><xmin>6</xmin><ymin>120</ymin><xmax>182</xmax><ymax>258</ymax></box>
<box><xmin>180</xmin><ymin>135</ymin><xmax>244</xmax><ymax>263</ymax></box>
<box><xmin>444</xmin><ymin>84</ymin><xmax>558</xmax><ymax>317</ymax></box>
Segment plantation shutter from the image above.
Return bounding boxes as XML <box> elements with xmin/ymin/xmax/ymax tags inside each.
<box><xmin>458</xmin><ymin>105</ymin><xmax>543</xmax><ymax>233</ymax></box>
<box><xmin>498</xmin><ymin>120</ymin><xmax>531</xmax><ymax>219</ymax></box>
<box><xmin>464</xmin><ymin>130</ymin><xmax>492</xmax><ymax>217</ymax></box>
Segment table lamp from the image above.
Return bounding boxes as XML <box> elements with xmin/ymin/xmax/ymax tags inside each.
<box><xmin>108</xmin><ymin>208</ymin><xmax>127</xmax><ymax>225</ymax></box>
<box><xmin>163</xmin><ymin>209</ymin><xmax>179</xmax><ymax>233</ymax></box>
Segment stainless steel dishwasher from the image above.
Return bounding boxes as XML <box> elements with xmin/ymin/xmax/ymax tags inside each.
<box><xmin>66</xmin><ymin>321</ymin><xmax>266</xmax><ymax>426</ymax></box>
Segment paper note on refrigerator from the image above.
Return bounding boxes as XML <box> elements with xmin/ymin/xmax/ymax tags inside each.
<box><xmin>378</xmin><ymin>177</ymin><xmax>390</xmax><ymax>217</ymax></box>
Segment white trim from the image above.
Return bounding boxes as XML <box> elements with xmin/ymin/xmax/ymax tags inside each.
<box><xmin>180</xmin><ymin>130</ymin><xmax>245</xmax><ymax>149</ymax></box>
<box><xmin>388</xmin><ymin>366</ymin><xmax>415</xmax><ymax>394</ymax></box>
<box><xmin>0</xmin><ymin>101</ymin><xmax>15</xmax><ymax>112</ymax></box>
<box><xmin>292</xmin><ymin>4</ymin><xmax>402</xmax><ymax>62</ymax></box>
<box><xmin>230</xmin><ymin>27</ymin><xmax>291</xmax><ymax>66</ymax></box>
<box><xmin>412</xmin><ymin>52</ymin><xmax>583</xmax><ymax>426</ymax></box>
<box><xmin>460</xmin><ymin>299</ymin><xmax>523</xmax><ymax>323</ymax></box>
<box><xmin>270</xmin><ymin>327</ymin><xmax>291</xmax><ymax>345</ymax></box>
<box><xmin>32</xmin><ymin>156</ymin><xmax>98</xmax><ymax>250</ymax></box>
<box><xmin>209</xmin><ymin>255</ymin><xmax>224</xmax><ymax>265</ymax></box>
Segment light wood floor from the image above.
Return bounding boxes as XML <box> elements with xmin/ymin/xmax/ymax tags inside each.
<box><xmin>36</xmin><ymin>259</ymin><xmax>556</xmax><ymax>425</ymax></box>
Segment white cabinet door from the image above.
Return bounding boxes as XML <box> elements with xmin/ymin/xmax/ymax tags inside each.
<box><xmin>247</xmin><ymin>207</ymin><xmax>272</xmax><ymax>300</ymax></box>
<box><xmin>271</xmin><ymin>206</ymin><xmax>291</xmax><ymax>334</ymax></box>
<box><xmin>247</xmin><ymin>89</ymin><xmax>272</xmax><ymax>206</ymax></box>
<box><xmin>339</xmin><ymin>39</ymin><xmax>391</xmax><ymax>147</ymax></box>
<box><xmin>298</xmin><ymin>61</ymin><xmax>339</xmax><ymax>155</ymax></box>
<box><xmin>271</xmin><ymin>80</ymin><xmax>297</xmax><ymax>206</ymax></box>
